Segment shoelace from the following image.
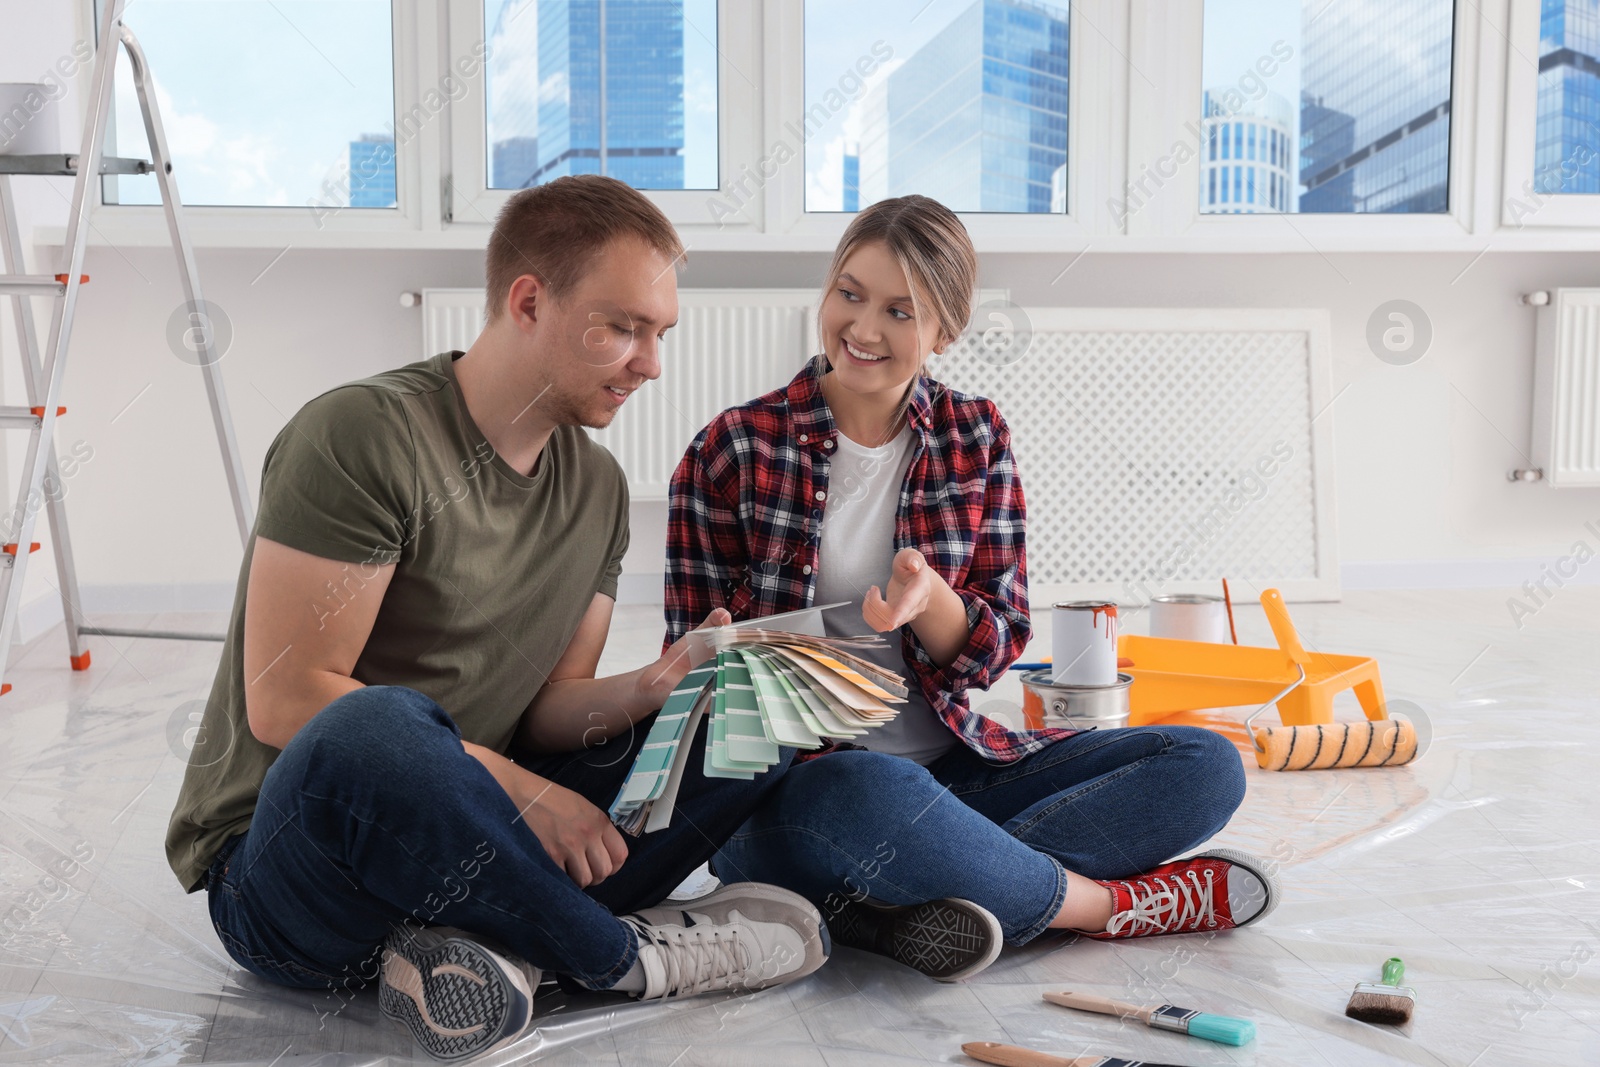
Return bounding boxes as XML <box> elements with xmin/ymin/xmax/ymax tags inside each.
<box><xmin>627</xmin><ymin>915</ymin><xmax>754</xmax><ymax>998</ymax></box>
<box><xmin>1104</xmin><ymin>868</ymin><xmax>1219</xmax><ymax>936</ymax></box>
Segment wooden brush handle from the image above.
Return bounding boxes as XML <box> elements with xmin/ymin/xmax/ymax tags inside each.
<box><xmin>962</xmin><ymin>1042</ymin><xmax>1100</xmax><ymax>1067</ymax></box>
<box><xmin>1043</xmin><ymin>990</ymin><xmax>1152</xmax><ymax>1023</ymax></box>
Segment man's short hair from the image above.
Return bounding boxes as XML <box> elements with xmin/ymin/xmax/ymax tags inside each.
<box><xmin>484</xmin><ymin>174</ymin><xmax>685</xmax><ymax>323</ymax></box>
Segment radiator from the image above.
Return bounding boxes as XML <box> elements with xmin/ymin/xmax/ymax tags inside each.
<box><xmin>421</xmin><ymin>288</ymin><xmax>818</xmax><ymax>496</ymax></box>
<box><xmin>1532</xmin><ymin>289</ymin><xmax>1600</xmax><ymax>488</ymax></box>
<box><xmin>928</xmin><ymin>308</ymin><xmax>1338</xmax><ymax>602</ymax></box>
<box><xmin>423</xmin><ymin>293</ymin><xmax>1338</xmax><ymax>599</ymax></box>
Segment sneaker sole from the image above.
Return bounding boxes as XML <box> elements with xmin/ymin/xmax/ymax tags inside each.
<box><xmin>378</xmin><ymin>930</ymin><xmax>532</xmax><ymax>1062</ymax></box>
<box><xmin>1194</xmin><ymin>846</ymin><xmax>1283</xmax><ymax>927</ymax></box>
<box><xmin>832</xmin><ymin>899</ymin><xmax>1003</xmax><ymax>983</ymax></box>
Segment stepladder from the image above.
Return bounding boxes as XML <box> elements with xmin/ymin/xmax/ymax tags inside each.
<box><xmin>0</xmin><ymin>0</ymin><xmax>254</xmax><ymax>695</ymax></box>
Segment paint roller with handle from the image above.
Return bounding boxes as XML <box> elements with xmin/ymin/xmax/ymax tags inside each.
<box><xmin>1244</xmin><ymin>590</ymin><xmax>1419</xmax><ymax>771</ymax></box>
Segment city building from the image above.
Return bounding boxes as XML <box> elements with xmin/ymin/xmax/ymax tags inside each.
<box><xmin>1535</xmin><ymin>0</ymin><xmax>1600</xmax><ymax>194</ymax></box>
<box><xmin>347</xmin><ymin>134</ymin><xmax>396</xmax><ymax>208</ymax></box>
<box><xmin>854</xmin><ymin>0</ymin><xmax>1068</xmax><ymax>213</ymax></box>
<box><xmin>492</xmin><ymin>135</ymin><xmax>540</xmax><ymax>190</ymax></box>
<box><xmin>842</xmin><ymin>151</ymin><xmax>860</xmax><ymax>212</ymax></box>
<box><xmin>1200</xmin><ymin>89</ymin><xmax>1296</xmax><ymax>213</ymax></box>
<box><xmin>528</xmin><ymin>0</ymin><xmax>685</xmax><ymax>189</ymax></box>
<box><xmin>1297</xmin><ymin>0</ymin><xmax>1453</xmax><ymax>213</ymax></box>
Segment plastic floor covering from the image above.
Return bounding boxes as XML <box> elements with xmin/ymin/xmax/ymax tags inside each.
<box><xmin>0</xmin><ymin>589</ymin><xmax>1596</xmax><ymax>1066</ymax></box>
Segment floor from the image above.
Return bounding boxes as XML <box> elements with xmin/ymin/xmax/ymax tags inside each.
<box><xmin>0</xmin><ymin>587</ymin><xmax>1596</xmax><ymax>1066</ymax></box>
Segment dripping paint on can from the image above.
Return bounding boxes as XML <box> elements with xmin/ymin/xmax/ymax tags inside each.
<box><xmin>1051</xmin><ymin>600</ymin><xmax>1120</xmax><ymax>686</ymax></box>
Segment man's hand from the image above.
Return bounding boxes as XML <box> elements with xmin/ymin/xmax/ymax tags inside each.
<box><xmin>634</xmin><ymin>607</ymin><xmax>730</xmax><ymax>710</ymax></box>
<box><xmin>863</xmin><ymin>548</ymin><xmax>935</xmax><ymax>632</ymax></box>
<box><xmin>513</xmin><ymin>772</ymin><xmax>630</xmax><ymax>888</ymax></box>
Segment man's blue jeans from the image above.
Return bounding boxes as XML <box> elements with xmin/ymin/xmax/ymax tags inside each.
<box><xmin>204</xmin><ymin>686</ymin><xmax>795</xmax><ymax>992</ymax></box>
<box><xmin>711</xmin><ymin>725</ymin><xmax>1246</xmax><ymax>944</ymax></box>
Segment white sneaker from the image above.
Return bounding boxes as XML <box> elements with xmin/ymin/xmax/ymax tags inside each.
<box><xmin>379</xmin><ymin>925</ymin><xmax>540</xmax><ymax>1062</ymax></box>
<box><xmin>622</xmin><ymin>881</ymin><xmax>831</xmax><ymax>999</ymax></box>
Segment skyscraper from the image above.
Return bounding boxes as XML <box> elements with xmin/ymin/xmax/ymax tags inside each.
<box><xmin>1535</xmin><ymin>0</ymin><xmax>1600</xmax><ymax>194</ymax></box>
<box><xmin>529</xmin><ymin>0</ymin><xmax>685</xmax><ymax>189</ymax></box>
<box><xmin>493</xmin><ymin>136</ymin><xmax>541</xmax><ymax>190</ymax></box>
<box><xmin>842</xmin><ymin>151</ymin><xmax>860</xmax><ymax>212</ymax></box>
<box><xmin>348</xmin><ymin>134</ymin><xmax>396</xmax><ymax>208</ymax></box>
<box><xmin>1297</xmin><ymin>0</ymin><xmax>1453</xmax><ymax>213</ymax></box>
<box><xmin>864</xmin><ymin>0</ymin><xmax>1068</xmax><ymax>213</ymax></box>
<box><xmin>1200</xmin><ymin>89</ymin><xmax>1296</xmax><ymax>213</ymax></box>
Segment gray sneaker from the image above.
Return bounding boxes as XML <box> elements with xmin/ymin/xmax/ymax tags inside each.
<box><xmin>379</xmin><ymin>925</ymin><xmax>540</xmax><ymax>1062</ymax></box>
<box><xmin>623</xmin><ymin>881</ymin><xmax>831</xmax><ymax>998</ymax></box>
<box><xmin>829</xmin><ymin>897</ymin><xmax>1004</xmax><ymax>982</ymax></box>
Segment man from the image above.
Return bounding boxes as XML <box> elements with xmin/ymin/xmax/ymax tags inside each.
<box><xmin>166</xmin><ymin>175</ymin><xmax>827</xmax><ymax>1062</ymax></box>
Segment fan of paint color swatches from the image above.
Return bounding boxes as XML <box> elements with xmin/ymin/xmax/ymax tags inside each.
<box><xmin>608</xmin><ymin>634</ymin><xmax>906</xmax><ymax>835</ymax></box>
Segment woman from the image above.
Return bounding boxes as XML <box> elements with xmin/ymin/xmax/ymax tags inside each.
<box><xmin>664</xmin><ymin>195</ymin><xmax>1277</xmax><ymax>982</ymax></box>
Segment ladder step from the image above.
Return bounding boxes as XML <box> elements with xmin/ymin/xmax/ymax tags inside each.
<box><xmin>0</xmin><ymin>153</ymin><xmax>154</xmax><ymax>177</ymax></box>
<box><xmin>53</xmin><ymin>274</ymin><xmax>89</xmax><ymax>285</ymax></box>
<box><xmin>2</xmin><ymin>543</ymin><xmax>41</xmax><ymax>556</ymax></box>
<box><xmin>0</xmin><ymin>405</ymin><xmax>63</xmax><ymax>428</ymax></box>
<box><xmin>0</xmin><ymin>274</ymin><xmax>72</xmax><ymax>296</ymax></box>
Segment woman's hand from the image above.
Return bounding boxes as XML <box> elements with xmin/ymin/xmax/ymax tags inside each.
<box><xmin>634</xmin><ymin>607</ymin><xmax>731</xmax><ymax>710</ymax></box>
<box><xmin>863</xmin><ymin>548</ymin><xmax>935</xmax><ymax>631</ymax></box>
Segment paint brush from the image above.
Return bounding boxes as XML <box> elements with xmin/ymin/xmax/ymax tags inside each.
<box><xmin>1043</xmin><ymin>991</ymin><xmax>1255</xmax><ymax>1045</ymax></box>
<box><xmin>1345</xmin><ymin>957</ymin><xmax>1417</xmax><ymax>1025</ymax></box>
<box><xmin>962</xmin><ymin>1042</ymin><xmax>1194</xmax><ymax>1067</ymax></box>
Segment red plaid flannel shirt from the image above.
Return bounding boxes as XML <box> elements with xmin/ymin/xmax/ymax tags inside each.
<box><xmin>663</xmin><ymin>356</ymin><xmax>1074</xmax><ymax>763</ymax></box>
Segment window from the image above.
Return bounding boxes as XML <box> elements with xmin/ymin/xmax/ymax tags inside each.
<box><xmin>1534</xmin><ymin>1</ymin><xmax>1600</xmax><ymax>195</ymax></box>
<box><xmin>1199</xmin><ymin>0</ymin><xmax>1455</xmax><ymax>215</ymax></box>
<box><xmin>802</xmin><ymin>0</ymin><xmax>1070</xmax><ymax>213</ymax></box>
<box><xmin>97</xmin><ymin>0</ymin><xmax>397</xmax><ymax>210</ymax></box>
<box><xmin>482</xmin><ymin>0</ymin><xmax>718</xmax><ymax>191</ymax></box>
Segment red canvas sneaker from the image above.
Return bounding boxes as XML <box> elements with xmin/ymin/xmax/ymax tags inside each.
<box><xmin>1085</xmin><ymin>848</ymin><xmax>1281</xmax><ymax>940</ymax></box>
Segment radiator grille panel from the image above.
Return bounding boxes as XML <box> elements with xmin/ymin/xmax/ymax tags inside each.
<box><xmin>928</xmin><ymin>309</ymin><xmax>1334</xmax><ymax>598</ymax></box>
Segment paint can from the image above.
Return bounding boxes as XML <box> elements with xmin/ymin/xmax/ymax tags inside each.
<box><xmin>1051</xmin><ymin>601</ymin><xmax>1119</xmax><ymax>686</ymax></box>
<box><xmin>1149</xmin><ymin>594</ymin><xmax>1231</xmax><ymax>643</ymax></box>
<box><xmin>1021</xmin><ymin>670</ymin><xmax>1133</xmax><ymax>731</ymax></box>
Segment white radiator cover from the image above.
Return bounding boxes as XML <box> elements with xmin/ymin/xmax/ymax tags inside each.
<box><xmin>1533</xmin><ymin>289</ymin><xmax>1600</xmax><ymax>488</ymax></box>
<box><xmin>928</xmin><ymin>308</ymin><xmax>1338</xmax><ymax>602</ymax></box>
<box><xmin>423</xmin><ymin>293</ymin><xmax>1338</xmax><ymax>600</ymax></box>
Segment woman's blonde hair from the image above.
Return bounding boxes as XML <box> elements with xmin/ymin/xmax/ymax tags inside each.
<box><xmin>814</xmin><ymin>195</ymin><xmax>978</xmax><ymax>424</ymax></box>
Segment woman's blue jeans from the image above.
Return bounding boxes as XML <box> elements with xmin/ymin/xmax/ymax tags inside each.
<box><xmin>204</xmin><ymin>685</ymin><xmax>795</xmax><ymax>993</ymax></box>
<box><xmin>712</xmin><ymin>725</ymin><xmax>1247</xmax><ymax>944</ymax></box>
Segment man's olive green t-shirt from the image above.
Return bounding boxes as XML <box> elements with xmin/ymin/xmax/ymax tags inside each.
<box><xmin>165</xmin><ymin>351</ymin><xmax>630</xmax><ymax>893</ymax></box>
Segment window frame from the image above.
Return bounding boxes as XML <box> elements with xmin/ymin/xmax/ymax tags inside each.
<box><xmin>85</xmin><ymin>0</ymin><xmax>429</xmax><ymax>240</ymax></box>
<box><xmin>1125</xmin><ymin>0</ymin><xmax>1483</xmax><ymax>246</ymax></box>
<box><xmin>443</xmin><ymin>0</ymin><xmax>762</xmax><ymax>238</ymax></box>
<box><xmin>65</xmin><ymin>0</ymin><xmax>1600</xmax><ymax>252</ymax></box>
<box><xmin>766</xmin><ymin>0</ymin><xmax>1109</xmax><ymax>246</ymax></box>
<box><xmin>1499</xmin><ymin>0</ymin><xmax>1600</xmax><ymax>229</ymax></box>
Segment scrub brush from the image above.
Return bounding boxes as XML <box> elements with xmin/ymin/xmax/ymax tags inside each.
<box><xmin>1345</xmin><ymin>957</ymin><xmax>1417</xmax><ymax>1025</ymax></box>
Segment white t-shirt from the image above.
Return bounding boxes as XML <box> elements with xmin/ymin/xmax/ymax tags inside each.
<box><xmin>813</xmin><ymin>423</ymin><xmax>957</xmax><ymax>766</ymax></box>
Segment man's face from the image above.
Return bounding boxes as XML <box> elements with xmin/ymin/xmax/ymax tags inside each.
<box><xmin>531</xmin><ymin>236</ymin><xmax>680</xmax><ymax>430</ymax></box>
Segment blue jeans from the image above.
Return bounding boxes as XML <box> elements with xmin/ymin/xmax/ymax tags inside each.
<box><xmin>711</xmin><ymin>725</ymin><xmax>1246</xmax><ymax>944</ymax></box>
<box><xmin>204</xmin><ymin>685</ymin><xmax>794</xmax><ymax>992</ymax></box>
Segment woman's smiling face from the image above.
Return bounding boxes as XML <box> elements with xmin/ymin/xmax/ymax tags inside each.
<box><xmin>819</xmin><ymin>240</ymin><xmax>946</xmax><ymax>397</ymax></box>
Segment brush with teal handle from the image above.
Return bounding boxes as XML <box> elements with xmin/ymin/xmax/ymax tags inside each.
<box><xmin>1044</xmin><ymin>991</ymin><xmax>1256</xmax><ymax>1046</ymax></box>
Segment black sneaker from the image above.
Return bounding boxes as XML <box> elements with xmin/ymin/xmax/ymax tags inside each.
<box><xmin>828</xmin><ymin>897</ymin><xmax>1003</xmax><ymax>982</ymax></box>
<box><xmin>378</xmin><ymin>925</ymin><xmax>539</xmax><ymax>1062</ymax></box>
